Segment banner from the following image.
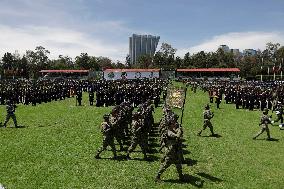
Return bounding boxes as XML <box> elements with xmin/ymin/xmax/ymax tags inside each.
<box><xmin>166</xmin><ymin>87</ymin><xmax>186</xmax><ymax>109</ymax></box>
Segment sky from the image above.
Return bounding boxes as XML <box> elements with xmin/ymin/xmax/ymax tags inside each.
<box><xmin>0</xmin><ymin>0</ymin><xmax>284</xmax><ymax>61</ymax></box>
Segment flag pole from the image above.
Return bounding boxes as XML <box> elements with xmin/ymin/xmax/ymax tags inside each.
<box><xmin>274</xmin><ymin>58</ymin><xmax>276</xmax><ymax>80</ymax></box>
<box><xmin>261</xmin><ymin>58</ymin><xmax>263</xmax><ymax>82</ymax></box>
<box><xmin>281</xmin><ymin>58</ymin><xmax>283</xmax><ymax>81</ymax></box>
<box><xmin>180</xmin><ymin>85</ymin><xmax>188</xmax><ymax>125</ymax></box>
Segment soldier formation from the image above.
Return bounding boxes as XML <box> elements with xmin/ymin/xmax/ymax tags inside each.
<box><xmin>95</xmin><ymin>100</ymin><xmax>155</xmax><ymax>160</ymax></box>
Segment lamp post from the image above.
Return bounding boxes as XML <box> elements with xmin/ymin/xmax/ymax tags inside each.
<box><xmin>273</xmin><ymin>58</ymin><xmax>276</xmax><ymax>81</ymax></box>
<box><xmin>281</xmin><ymin>58</ymin><xmax>283</xmax><ymax>81</ymax></box>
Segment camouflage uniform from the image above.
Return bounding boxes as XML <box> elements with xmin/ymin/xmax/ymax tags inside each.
<box><xmin>109</xmin><ymin>111</ymin><xmax>124</xmax><ymax>151</ymax></box>
<box><xmin>198</xmin><ymin>105</ymin><xmax>214</xmax><ymax>136</ymax></box>
<box><xmin>3</xmin><ymin>101</ymin><xmax>18</xmax><ymax>128</ymax></box>
<box><xmin>126</xmin><ymin>114</ymin><xmax>148</xmax><ymax>160</ymax></box>
<box><xmin>95</xmin><ymin>115</ymin><xmax>117</xmax><ymax>159</ymax></box>
<box><xmin>156</xmin><ymin>121</ymin><xmax>184</xmax><ymax>181</ymax></box>
<box><xmin>253</xmin><ymin>109</ymin><xmax>272</xmax><ymax>140</ymax></box>
<box><xmin>273</xmin><ymin>104</ymin><xmax>283</xmax><ymax>124</ymax></box>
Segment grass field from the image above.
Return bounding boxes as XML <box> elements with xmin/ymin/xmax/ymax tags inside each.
<box><xmin>1</xmin><ymin>88</ymin><xmax>284</xmax><ymax>189</ymax></box>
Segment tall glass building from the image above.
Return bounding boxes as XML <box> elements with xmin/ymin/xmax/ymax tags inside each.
<box><xmin>129</xmin><ymin>34</ymin><xmax>160</xmax><ymax>64</ymax></box>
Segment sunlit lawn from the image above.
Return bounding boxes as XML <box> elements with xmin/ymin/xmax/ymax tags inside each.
<box><xmin>0</xmin><ymin>89</ymin><xmax>283</xmax><ymax>189</ymax></box>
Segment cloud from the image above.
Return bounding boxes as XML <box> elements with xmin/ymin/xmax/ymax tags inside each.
<box><xmin>177</xmin><ymin>31</ymin><xmax>284</xmax><ymax>56</ymax></box>
<box><xmin>0</xmin><ymin>25</ymin><xmax>128</xmax><ymax>61</ymax></box>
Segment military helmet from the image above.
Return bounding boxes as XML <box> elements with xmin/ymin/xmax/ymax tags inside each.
<box><xmin>132</xmin><ymin>112</ymin><xmax>140</xmax><ymax>119</ymax></box>
<box><xmin>103</xmin><ymin>114</ymin><xmax>110</xmax><ymax>119</ymax></box>
<box><xmin>111</xmin><ymin>107</ymin><xmax>119</xmax><ymax>114</ymax></box>
<box><xmin>173</xmin><ymin>114</ymin><xmax>179</xmax><ymax>121</ymax></box>
<box><xmin>205</xmin><ymin>104</ymin><xmax>210</xmax><ymax>110</ymax></box>
<box><xmin>164</xmin><ymin>105</ymin><xmax>171</xmax><ymax>112</ymax></box>
<box><xmin>263</xmin><ymin>108</ymin><xmax>269</xmax><ymax>114</ymax></box>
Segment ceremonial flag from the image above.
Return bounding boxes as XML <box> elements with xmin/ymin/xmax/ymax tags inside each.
<box><xmin>273</xmin><ymin>66</ymin><xmax>275</xmax><ymax>73</ymax></box>
<box><xmin>166</xmin><ymin>87</ymin><xmax>186</xmax><ymax>109</ymax></box>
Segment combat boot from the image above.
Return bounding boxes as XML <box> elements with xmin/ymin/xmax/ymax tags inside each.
<box><xmin>143</xmin><ymin>155</ymin><xmax>148</xmax><ymax>160</ymax></box>
<box><xmin>95</xmin><ymin>154</ymin><xmax>101</xmax><ymax>159</ymax></box>
<box><xmin>155</xmin><ymin>175</ymin><xmax>161</xmax><ymax>182</ymax></box>
<box><xmin>179</xmin><ymin>174</ymin><xmax>185</xmax><ymax>182</ymax></box>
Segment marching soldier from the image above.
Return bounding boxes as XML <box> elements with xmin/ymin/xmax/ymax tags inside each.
<box><xmin>253</xmin><ymin>108</ymin><xmax>272</xmax><ymax>140</ymax></box>
<box><xmin>272</xmin><ymin>102</ymin><xmax>283</xmax><ymax>125</ymax></box>
<box><xmin>3</xmin><ymin>100</ymin><xmax>18</xmax><ymax>128</ymax></box>
<box><xmin>197</xmin><ymin>104</ymin><xmax>215</xmax><ymax>136</ymax></box>
<box><xmin>155</xmin><ymin>114</ymin><xmax>184</xmax><ymax>182</ymax></box>
<box><xmin>109</xmin><ymin>107</ymin><xmax>124</xmax><ymax>151</ymax></box>
<box><xmin>126</xmin><ymin>112</ymin><xmax>148</xmax><ymax>160</ymax></box>
<box><xmin>95</xmin><ymin>114</ymin><xmax>117</xmax><ymax>159</ymax></box>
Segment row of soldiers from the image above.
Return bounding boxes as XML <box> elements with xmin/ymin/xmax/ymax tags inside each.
<box><xmin>93</xmin><ymin>79</ymin><xmax>168</xmax><ymax>107</ymax></box>
<box><xmin>0</xmin><ymin>79</ymin><xmax>168</xmax><ymax>107</ymax></box>
<box><xmin>95</xmin><ymin>101</ymin><xmax>186</xmax><ymax>181</ymax></box>
<box><xmin>199</xmin><ymin>81</ymin><xmax>283</xmax><ymax>123</ymax></box>
<box><xmin>95</xmin><ymin>100</ymin><xmax>155</xmax><ymax>160</ymax></box>
<box><xmin>0</xmin><ymin>79</ymin><xmax>84</xmax><ymax>105</ymax></box>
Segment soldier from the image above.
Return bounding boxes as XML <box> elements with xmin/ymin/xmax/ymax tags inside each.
<box><xmin>126</xmin><ymin>112</ymin><xmax>148</xmax><ymax>160</ymax></box>
<box><xmin>3</xmin><ymin>100</ymin><xmax>18</xmax><ymax>128</ymax></box>
<box><xmin>89</xmin><ymin>89</ymin><xmax>94</xmax><ymax>106</ymax></box>
<box><xmin>109</xmin><ymin>107</ymin><xmax>124</xmax><ymax>151</ymax></box>
<box><xmin>76</xmin><ymin>87</ymin><xmax>82</xmax><ymax>106</ymax></box>
<box><xmin>253</xmin><ymin>108</ymin><xmax>272</xmax><ymax>140</ymax></box>
<box><xmin>197</xmin><ymin>104</ymin><xmax>215</xmax><ymax>136</ymax></box>
<box><xmin>95</xmin><ymin>114</ymin><xmax>117</xmax><ymax>159</ymax></box>
<box><xmin>155</xmin><ymin>114</ymin><xmax>184</xmax><ymax>182</ymax></box>
<box><xmin>272</xmin><ymin>102</ymin><xmax>283</xmax><ymax>126</ymax></box>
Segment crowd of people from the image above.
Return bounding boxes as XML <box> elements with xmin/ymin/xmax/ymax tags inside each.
<box><xmin>0</xmin><ymin>78</ymin><xmax>168</xmax><ymax>108</ymax></box>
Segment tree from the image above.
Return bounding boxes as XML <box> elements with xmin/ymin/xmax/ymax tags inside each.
<box><xmin>50</xmin><ymin>55</ymin><xmax>74</xmax><ymax>70</ymax></box>
<box><xmin>276</xmin><ymin>46</ymin><xmax>284</xmax><ymax>60</ymax></box>
<box><xmin>97</xmin><ymin>56</ymin><xmax>113</xmax><ymax>70</ymax></box>
<box><xmin>24</xmin><ymin>46</ymin><xmax>50</xmax><ymax>78</ymax></box>
<box><xmin>115</xmin><ymin>61</ymin><xmax>126</xmax><ymax>69</ymax></box>
<box><xmin>265</xmin><ymin>42</ymin><xmax>280</xmax><ymax>59</ymax></box>
<box><xmin>75</xmin><ymin>53</ymin><xmax>90</xmax><ymax>69</ymax></box>
<box><xmin>159</xmin><ymin>43</ymin><xmax>177</xmax><ymax>58</ymax></box>
<box><xmin>137</xmin><ymin>54</ymin><xmax>153</xmax><ymax>68</ymax></box>
<box><xmin>2</xmin><ymin>52</ymin><xmax>14</xmax><ymax>70</ymax></box>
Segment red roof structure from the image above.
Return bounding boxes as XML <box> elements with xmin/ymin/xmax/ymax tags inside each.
<box><xmin>104</xmin><ymin>69</ymin><xmax>160</xmax><ymax>72</ymax></box>
<box><xmin>39</xmin><ymin>70</ymin><xmax>89</xmax><ymax>73</ymax></box>
<box><xmin>177</xmin><ymin>68</ymin><xmax>240</xmax><ymax>72</ymax></box>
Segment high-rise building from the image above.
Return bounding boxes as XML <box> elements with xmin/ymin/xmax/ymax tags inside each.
<box><xmin>219</xmin><ymin>45</ymin><xmax>230</xmax><ymax>53</ymax></box>
<box><xmin>129</xmin><ymin>34</ymin><xmax>160</xmax><ymax>64</ymax></box>
<box><xmin>231</xmin><ymin>49</ymin><xmax>241</xmax><ymax>56</ymax></box>
<box><xmin>243</xmin><ymin>49</ymin><xmax>257</xmax><ymax>56</ymax></box>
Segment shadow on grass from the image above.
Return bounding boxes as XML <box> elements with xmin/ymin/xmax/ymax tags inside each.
<box><xmin>255</xmin><ymin>138</ymin><xmax>279</xmax><ymax>142</ymax></box>
<box><xmin>16</xmin><ymin>125</ymin><xmax>27</xmax><ymax>128</ymax></box>
<box><xmin>98</xmin><ymin>155</ymin><xmax>128</xmax><ymax>161</ymax></box>
<box><xmin>196</xmin><ymin>172</ymin><xmax>223</xmax><ymax>183</ymax></box>
<box><xmin>163</xmin><ymin>174</ymin><xmax>204</xmax><ymax>188</ymax></box>
<box><xmin>183</xmin><ymin>158</ymin><xmax>197</xmax><ymax>166</ymax></box>
<box><xmin>2</xmin><ymin>125</ymin><xmax>27</xmax><ymax>128</ymax></box>
<box><xmin>131</xmin><ymin>155</ymin><xmax>160</xmax><ymax>162</ymax></box>
<box><xmin>182</xmin><ymin>149</ymin><xmax>191</xmax><ymax>155</ymax></box>
<box><xmin>201</xmin><ymin>134</ymin><xmax>222</xmax><ymax>138</ymax></box>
